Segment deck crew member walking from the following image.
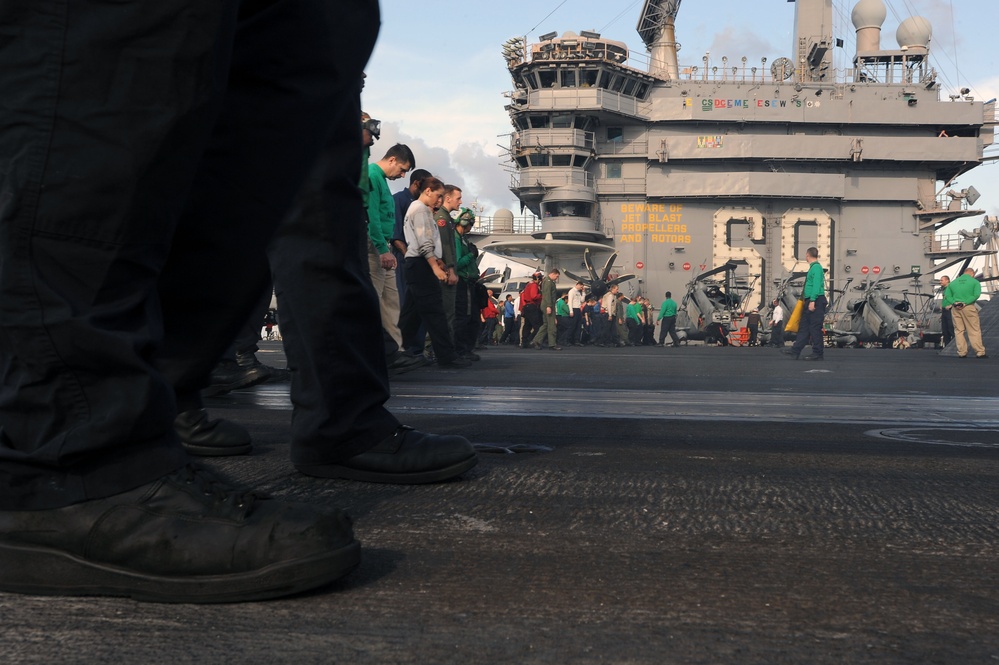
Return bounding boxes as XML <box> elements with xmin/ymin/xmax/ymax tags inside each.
<box><xmin>787</xmin><ymin>247</ymin><xmax>826</xmax><ymax>360</ymax></box>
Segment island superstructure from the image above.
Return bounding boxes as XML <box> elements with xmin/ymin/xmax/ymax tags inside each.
<box><xmin>487</xmin><ymin>0</ymin><xmax>996</xmax><ymax>309</ymax></box>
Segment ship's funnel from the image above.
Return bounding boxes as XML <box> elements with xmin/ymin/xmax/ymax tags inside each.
<box><xmin>851</xmin><ymin>0</ymin><xmax>886</xmax><ymax>53</ymax></box>
<box><xmin>637</xmin><ymin>0</ymin><xmax>681</xmax><ymax>79</ymax></box>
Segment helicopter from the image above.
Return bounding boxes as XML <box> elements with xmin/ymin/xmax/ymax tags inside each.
<box><xmin>826</xmin><ymin>274</ymin><xmax>920</xmax><ymax>348</ymax></box>
<box><xmin>826</xmin><ymin>256</ymin><xmax>981</xmax><ymax>348</ymax></box>
<box><xmin>675</xmin><ymin>261</ymin><xmax>744</xmax><ymax>344</ymax></box>
<box><xmin>562</xmin><ymin>247</ymin><xmax>636</xmax><ymax>299</ymax></box>
<box><xmin>756</xmin><ymin>268</ymin><xmax>811</xmax><ymax>346</ymax></box>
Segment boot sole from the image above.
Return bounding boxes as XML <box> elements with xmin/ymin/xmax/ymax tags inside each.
<box><xmin>181</xmin><ymin>441</ymin><xmax>253</xmax><ymax>457</ymax></box>
<box><xmin>0</xmin><ymin>539</ymin><xmax>360</xmax><ymax>603</ymax></box>
<box><xmin>201</xmin><ymin>368</ymin><xmax>271</xmax><ymax>398</ymax></box>
<box><xmin>297</xmin><ymin>455</ymin><xmax>478</xmax><ymax>485</ymax></box>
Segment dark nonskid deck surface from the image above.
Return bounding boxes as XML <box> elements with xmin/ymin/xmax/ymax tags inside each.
<box><xmin>4</xmin><ymin>343</ymin><xmax>997</xmax><ymax>663</ymax></box>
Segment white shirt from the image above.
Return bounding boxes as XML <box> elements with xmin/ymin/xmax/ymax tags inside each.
<box><xmin>403</xmin><ymin>200</ymin><xmax>442</xmax><ymax>260</ymax></box>
<box><xmin>601</xmin><ymin>291</ymin><xmax>617</xmax><ymax>318</ymax></box>
<box><xmin>567</xmin><ymin>287</ymin><xmax>584</xmax><ymax>310</ymax></box>
<box><xmin>772</xmin><ymin>303</ymin><xmax>784</xmax><ymax>323</ymax></box>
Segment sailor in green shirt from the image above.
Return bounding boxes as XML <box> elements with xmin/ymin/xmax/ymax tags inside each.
<box><xmin>365</xmin><ymin>143</ymin><xmax>413</xmax><ymax>349</ymax></box>
<box><xmin>452</xmin><ymin>208</ymin><xmax>482</xmax><ymax>359</ymax></box>
<box><xmin>434</xmin><ymin>185</ymin><xmax>463</xmax><ymax>339</ymax></box>
<box><xmin>657</xmin><ymin>291</ymin><xmax>680</xmax><ymax>346</ymax></box>
<box><xmin>625</xmin><ymin>299</ymin><xmax>644</xmax><ymax>345</ymax></box>
<box><xmin>787</xmin><ymin>246</ymin><xmax>827</xmax><ymax>360</ymax></box>
<box><xmin>555</xmin><ymin>296</ymin><xmax>570</xmax><ymax>317</ymax></box>
<box><xmin>943</xmin><ymin>267</ymin><xmax>987</xmax><ymax>358</ymax></box>
<box><xmin>555</xmin><ymin>295</ymin><xmax>571</xmax><ymax>346</ymax></box>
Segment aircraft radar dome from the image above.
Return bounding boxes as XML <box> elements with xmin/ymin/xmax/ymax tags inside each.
<box><xmin>896</xmin><ymin>16</ymin><xmax>932</xmax><ymax>49</ymax></box>
<box><xmin>492</xmin><ymin>208</ymin><xmax>515</xmax><ymax>234</ymax></box>
<box><xmin>851</xmin><ymin>0</ymin><xmax>886</xmax><ymax>30</ymax></box>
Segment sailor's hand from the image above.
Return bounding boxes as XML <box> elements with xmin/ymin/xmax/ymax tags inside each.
<box><xmin>379</xmin><ymin>251</ymin><xmax>396</xmax><ymax>270</ymax></box>
<box><xmin>808</xmin><ymin>302</ymin><xmax>815</xmax><ymax>312</ymax></box>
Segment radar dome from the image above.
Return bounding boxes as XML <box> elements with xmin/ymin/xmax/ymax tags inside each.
<box><xmin>851</xmin><ymin>0</ymin><xmax>886</xmax><ymax>30</ymax></box>
<box><xmin>492</xmin><ymin>208</ymin><xmax>515</xmax><ymax>234</ymax></box>
<box><xmin>896</xmin><ymin>16</ymin><xmax>932</xmax><ymax>48</ymax></box>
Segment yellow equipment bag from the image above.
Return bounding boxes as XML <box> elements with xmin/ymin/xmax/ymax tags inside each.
<box><xmin>785</xmin><ymin>299</ymin><xmax>805</xmax><ymax>333</ymax></box>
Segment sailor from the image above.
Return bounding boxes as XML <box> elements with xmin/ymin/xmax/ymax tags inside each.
<box><xmin>453</xmin><ymin>207</ymin><xmax>482</xmax><ymax>360</ymax></box>
<box><xmin>938</xmin><ymin>275</ymin><xmax>954</xmax><ymax>348</ymax></box>
<box><xmin>785</xmin><ymin>247</ymin><xmax>827</xmax><ymax>360</ymax></box>
<box><xmin>366</xmin><ymin>143</ymin><xmax>414</xmax><ymax>352</ymax></box>
<box><xmin>434</xmin><ymin>185</ymin><xmax>463</xmax><ymax>340</ymax></box>
<box><xmin>943</xmin><ymin>268</ymin><xmax>987</xmax><ymax>358</ymax></box>
<box><xmin>770</xmin><ymin>299</ymin><xmax>785</xmax><ymax>347</ymax></box>
<box><xmin>599</xmin><ymin>285</ymin><xmax>620</xmax><ymax>347</ymax></box>
<box><xmin>392</xmin><ymin>169</ymin><xmax>433</xmax><ymax>308</ymax></box>
<box><xmin>657</xmin><ymin>291</ymin><xmax>681</xmax><ymax>347</ymax></box>
<box><xmin>566</xmin><ymin>281</ymin><xmax>586</xmax><ymax>345</ymax></box>
<box><xmin>520</xmin><ymin>272</ymin><xmax>544</xmax><ymax>348</ymax></box>
<box><xmin>625</xmin><ymin>296</ymin><xmax>645</xmax><ymax>345</ymax></box>
<box><xmin>531</xmin><ymin>268</ymin><xmax>562</xmax><ymax>350</ymax></box>
<box><xmin>746</xmin><ymin>309</ymin><xmax>761</xmax><ymax>346</ymax></box>
<box><xmin>398</xmin><ymin>177</ymin><xmax>470</xmax><ymax>368</ymax></box>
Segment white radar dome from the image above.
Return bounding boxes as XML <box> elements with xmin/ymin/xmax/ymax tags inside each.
<box><xmin>492</xmin><ymin>208</ymin><xmax>515</xmax><ymax>234</ymax></box>
<box><xmin>851</xmin><ymin>0</ymin><xmax>886</xmax><ymax>30</ymax></box>
<box><xmin>896</xmin><ymin>16</ymin><xmax>932</xmax><ymax>48</ymax></box>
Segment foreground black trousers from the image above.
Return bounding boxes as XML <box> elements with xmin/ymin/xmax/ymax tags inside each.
<box><xmin>0</xmin><ymin>0</ymin><xmax>378</xmax><ymax>509</ymax></box>
<box><xmin>270</xmin><ymin>137</ymin><xmax>399</xmax><ymax>466</ymax></box>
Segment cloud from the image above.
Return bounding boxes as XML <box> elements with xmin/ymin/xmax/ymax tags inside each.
<box><xmin>706</xmin><ymin>26</ymin><xmax>780</xmax><ymax>63</ymax></box>
<box><xmin>374</xmin><ymin>122</ymin><xmax>519</xmax><ymax>215</ymax></box>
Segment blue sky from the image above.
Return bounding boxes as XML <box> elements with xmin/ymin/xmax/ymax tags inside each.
<box><xmin>363</xmin><ymin>0</ymin><xmax>997</xmax><ymax>226</ymax></box>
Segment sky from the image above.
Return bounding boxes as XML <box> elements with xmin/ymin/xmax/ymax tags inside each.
<box><xmin>363</xmin><ymin>0</ymin><xmax>998</xmax><ymax>228</ymax></box>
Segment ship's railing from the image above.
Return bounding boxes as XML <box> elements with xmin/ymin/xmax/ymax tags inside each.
<box><xmin>510</xmin><ymin>167</ymin><xmax>594</xmax><ymax>190</ymax></box>
<box><xmin>473</xmin><ymin>215</ymin><xmax>543</xmax><ymax>236</ymax></box>
<box><xmin>931</xmin><ymin>192</ymin><xmax>977</xmax><ymax>212</ymax></box>
<box><xmin>677</xmin><ymin>60</ymin><xmax>774</xmax><ymax>84</ymax></box>
<box><xmin>597</xmin><ymin>138</ymin><xmax>649</xmax><ymax>156</ymax></box>
<box><xmin>593</xmin><ymin>177</ymin><xmax>647</xmax><ymax>195</ymax></box>
<box><xmin>524</xmin><ymin>88</ymin><xmax>647</xmax><ymax>119</ymax></box>
<box><xmin>512</xmin><ymin>128</ymin><xmax>595</xmax><ymax>152</ymax></box>
<box><xmin>926</xmin><ymin>233</ymin><xmax>977</xmax><ymax>254</ymax></box>
<box><xmin>672</xmin><ymin>59</ymin><xmax>931</xmax><ymax>87</ymax></box>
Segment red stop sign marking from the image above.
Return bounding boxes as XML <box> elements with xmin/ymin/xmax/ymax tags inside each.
<box><xmin>861</xmin><ymin>266</ymin><xmax>869</xmax><ymax>274</ymax></box>
<box><xmin>636</xmin><ymin>261</ymin><xmax>644</xmax><ymax>270</ymax></box>
<box><xmin>683</xmin><ymin>262</ymin><xmax>691</xmax><ymax>271</ymax></box>
<box><xmin>872</xmin><ymin>265</ymin><xmax>881</xmax><ymax>274</ymax></box>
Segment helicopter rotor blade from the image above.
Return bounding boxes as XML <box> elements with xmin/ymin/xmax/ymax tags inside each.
<box><xmin>599</xmin><ymin>252</ymin><xmax>619</xmax><ymax>282</ymax></box>
<box><xmin>606</xmin><ymin>273</ymin><xmax>637</xmax><ymax>288</ymax></box>
<box><xmin>694</xmin><ymin>261</ymin><xmax>737</xmax><ymax>282</ymax></box>
<box><xmin>582</xmin><ymin>248</ymin><xmax>599</xmax><ymax>282</ymax></box>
